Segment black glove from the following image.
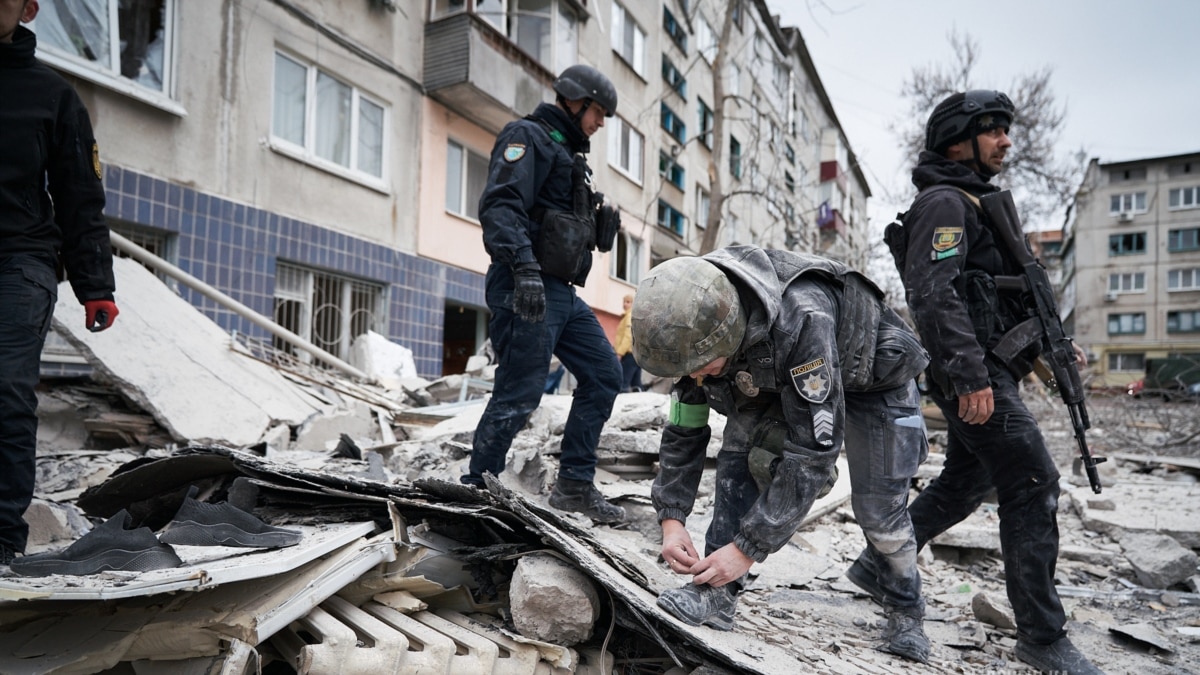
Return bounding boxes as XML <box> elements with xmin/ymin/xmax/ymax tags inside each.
<box><xmin>512</xmin><ymin>265</ymin><xmax>546</xmax><ymax>323</ymax></box>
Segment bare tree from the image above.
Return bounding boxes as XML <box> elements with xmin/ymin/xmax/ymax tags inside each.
<box><xmin>895</xmin><ymin>30</ymin><xmax>1084</xmax><ymax>229</ymax></box>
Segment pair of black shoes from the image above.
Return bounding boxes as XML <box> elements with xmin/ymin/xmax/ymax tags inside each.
<box><xmin>9</xmin><ymin>487</ymin><xmax>302</xmax><ymax>577</ymax></box>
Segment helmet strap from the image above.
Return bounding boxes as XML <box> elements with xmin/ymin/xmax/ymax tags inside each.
<box><xmin>557</xmin><ymin>94</ymin><xmax>592</xmax><ymax>131</ymax></box>
<box><xmin>968</xmin><ymin>135</ymin><xmax>998</xmax><ymax>179</ymax></box>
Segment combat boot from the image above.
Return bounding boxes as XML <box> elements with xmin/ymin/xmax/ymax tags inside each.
<box><xmin>548</xmin><ymin>477</ymin><xmax>626</xmax><ymax>523</ymax></box>
<box><xmin>657</xmin><ymin>583</ymin><xmax>738</xmax><ymax>631</ymax></box>
<box><xmin>882</xmin><ymin>607</ymin><xmax>930</xmax><ymax>663</ymax></box>
<box><xmin>1015</xmin><ymin>637</ymin><xmax>1105</xmax><ymax>674</ymax></box>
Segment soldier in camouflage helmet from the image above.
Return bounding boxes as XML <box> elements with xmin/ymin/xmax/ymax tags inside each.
<box><xmin>633</xmin><ymin>246</ymin><xmax>933</xmax><ymax>663</ymax></box>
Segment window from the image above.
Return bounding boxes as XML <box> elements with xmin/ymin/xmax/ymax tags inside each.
<box><xmin>731</xmin><ymin>0</ymin><xmax>744</xmax><ymax>30</ymax></box>
<box><xmin>610</xmin><ymin>231</ymin><xmax>642</xmax><ymax>284</ymax></box>
<box><xmin>1109</xmin><ymin>192</ymin><xmax>1147</xmax><ymax>215</ymax></box>
<box><xmin>274</xmin><ymin>263</ymin><xmax>384</xmax><ymax>363</ymax></box>
<box><xmin>695</xmin><ymin>15</ymin><xmax>717</xmax><ymax>62</ymax></box>
<box><xmin>659</xmin><ymin>152</ymin><xmax>685</xmax><ymax>190</ymax></box>
<box><xmin>660</xmin><ymin>102</ymin><xmax>687</xmax><ymax>144</ymax></box>
<box><xmin>475</xmin><ymin>0</ymin><xmax>578</xmax><ymax>74</ymax></box>
<box><xmin>35</xmin><ymin>0</ymin><xmax>175</xmax><ymax>99</ymax></box>
<box><xmin>1107</xmin><ymin>313</ymin><xmax>1146</xmax><ymax>335</ymax></box>
<box><xmin>431</xmin><ymin>0</ymin><xmax>467</xmax><ymax>19</ymax></box>
<box><xmin>657</xmin><ymin>200</ymin><xmax>685</xmax><ymax>236</ymax></box>
<box><xmin>785</xmin><ymin>142</ymin><xmax>795</xmax><ymax>165</ymax></box>
<box><xmin>272</xmin><ymin>52</ymin><xmax>387</xmax><ymax>183</ymax></box>
<box><xmin>663</xmin><ymin>6</ymin><xmax>687</xmax><ymax>53</ymax></box>
<box><xmin>1108</xmin><ymin>352</ymin><xmax>1145</xmax><ymax>372</ymax></box>
<box><xmin>607</xmin><ymin>116</ymin><xmax>644</xmax><ymax>183</ymax></box>
<box><xmin>799</xmin><ymin>107</ymin><xmax>811</xmax><ymax>142</ymax></box>
<box><xmin>730</xmin><ymin>136</ymin><xmax>743</xmax><ymax>179</ymax></box>
<box><xmin>1168</xmin><ymin>267</ymin><xmax>1200</xmax><ymax>291</ymax></box>
<box><xmin>1168</xmin><ymin>227</ymin><xmax>1200</xmax><ymax>252</ymax></box>
<box><xmin>1108</xmin><ymin>272</ymin><xmax>1145</xmax><ymax>293</ymax></box>
<box><xmin>697</xmin><ymin>99</ymin><xmax>714</xmax><ymax>149</ymax></box>
<box><xmin>696</xmin><ymin>188</ymin><xmax>710</xmax><ymax>230</ymax></box>
<box><xmin>611</xmin><ymin>2</ymin><xmax>645</xmax><ymax>76</ymax></box>
<box><xmin>1168</xmin><ymin>186</ymin><xmax>1199</xmax><ymax>210</ymax></box>
<box><xmin>445</xmin><ymin>140</ymin><xmax>489</xmax><ymax>219</ymax></box>
<box><xmin>662</xmin><ymin>55</ymin><xmax>687</xmax><ymax>97</ymax></box>
<box><xmin>1108</xmin><ymin>232</ymin><xmax>1146</xmax><ymax>256</ymax></box>
<box><xmin>772</xmin><ymin>57</ymin><xmax>788</xmax><ymax>93</ymax></box>
<box><xmin>784</xmin><ymin>171</ymin><xmax>795</xmax><ymax>194</ymax></box>
<box><xmin>1167</xmin><ymin>310</ymin><xmax>1200</xmax><ymax>333</ymax></box>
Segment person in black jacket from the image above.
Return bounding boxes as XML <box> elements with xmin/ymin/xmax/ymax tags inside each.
<box><xmin>850</xmin><ymin>91</ymin><xmax>1102</xmax><ymax>675</ymax></box>
<box><xmin>632</xmin><ymin>247</ymin><xmax>932</xmax><ymax>663</ymax></box>
<box><xmin>461</xmin><ymin>65</ymin><xmax>625</xmax><ymax>524</ymax></box>
<box><xmin>0</xmin><ymin>0</ymin><xmax>118</xmax><ymax>566</ymax></box>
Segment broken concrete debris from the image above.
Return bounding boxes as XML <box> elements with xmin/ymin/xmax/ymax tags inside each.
<box><xmin>5</xmin><ymin>264</ymin><xmax>1200</xmax><ymax>674</ymax></box>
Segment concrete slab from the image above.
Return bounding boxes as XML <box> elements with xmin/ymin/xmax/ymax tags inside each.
<box><xmin>1070</xmin><ymin>481</ymin><xmax>1200</xmax><ymax>547</ymax></box>
<box><xmin>53</xmin><ymin>257</ymin><xmax>325</xmax><ymax>447</ymax></box>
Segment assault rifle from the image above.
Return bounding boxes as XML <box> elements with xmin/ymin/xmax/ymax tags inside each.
<box><xmin>979</xmin><ymin>190</ymin><xmax>1106</xmax><ymax>493</ymax></box>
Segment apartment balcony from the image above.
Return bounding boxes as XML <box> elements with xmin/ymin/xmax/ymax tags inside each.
<box><xmin>424</xmin><ymin>11</ymin><xmax>557</xmax><ymax>134</ymax></box>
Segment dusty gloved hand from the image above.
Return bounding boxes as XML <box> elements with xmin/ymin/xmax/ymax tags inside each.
<box><xmin>84</xmin><ymin>299</ymin><xmax>119</xmax><ymax>332</ymax></box>
<box><xmin>512</xmin><ymin>265</ymin><xmax>545</xmax><ymax>323</ymax></box>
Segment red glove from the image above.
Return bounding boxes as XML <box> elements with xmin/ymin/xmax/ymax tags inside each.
<box><xmin>84</xmin><ymin>299</ymin><xmax>119</xmax><ymax>332</ymax></box>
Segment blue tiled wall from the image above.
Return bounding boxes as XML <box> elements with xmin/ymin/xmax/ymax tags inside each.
<box><xmin>103</xmin><ymin>165</ymin><xmax>485</xmax><ymax>378</ymax></box>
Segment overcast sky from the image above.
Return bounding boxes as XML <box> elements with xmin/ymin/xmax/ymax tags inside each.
<box><xmin>765</xmin><ymin>0</ymin><xmax>1200</xmax><ymax>229</ymax></box>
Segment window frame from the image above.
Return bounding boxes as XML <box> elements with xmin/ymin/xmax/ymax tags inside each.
<box><xmin>270</xmin><ymin>50</ymin><xmax>390</xmax><ymax>191</ymax></box>
<box><xmin>610</xmin><ymin>1</ymin><xmax>646</xmax><ymax>77</ymax></box>
<box><xmin>1107</xmin><ymin>272</ymin><xmax>1146</xmax><ymax>293</ymax></box>
<box><xmin>662</xmin><ymin>54</ymin><xmax>687</xmax><ymax>98</ymax></box>
<box><xmin>1109</xmin><ymin>191</ymin><xmax>1148</xmax><ymax>215</ymax></box>
<box><xmin>659</xmin><ymin>151</ymin><xmax>685</xmax><ymax>190</ymax></box>
<box><xmin>1168</xmin><ymin>227</ymin><xmax>1200</xmax><ymax>252</ymax></box>
<box><xmin>697</xmin><ymin>98</ymin><xmax>714</xmax><ymax>149</ymax></box>
<box><xmin>1167</xmin><ymin>310</ymin><xmax>1200</xmax><ymax>333</ymax></box>
<box><xmin>1168</xmin><ymin>267</ymin><xmax>1200</xmax><ymax>291</ymax></box>
<box><xmin>729</xmin><ymin>136</ymin><xmax>743</xmax><ymax>180</ymax></box>
<box><xmin>1107</xmin><ymin>352</ymin><xmax>1145</xmax><ymax>373</ymax></box>
<box><xmin>1108</xmin><ymin>232</ymin><xmax>1146</xmax><ymax>256</ymax></box>
<box><xmin>663</xmin><ymin>6</ymin><xmax>687</xmax><ymax>53</ymax></box>
<box><xmin>32</xmin><ymin>0</ymin><xmax>183</xmax><ymax>115</ymax></box>
<box><xmin>445</xmin><ymin>139</ymin><xmax>489</xmax><ymax>220</ymax></box>
<box><xmin>657</xmin><ymin>199</ymin><xmax>686</xmax><ymax>236</ymax></box>
<box><xmin>273</xmin><ymin>262</ymin><xmax>386</xmax><ymax>363</ymax></box>
<box><xmin>609</xmin><ymin>230</ymin><xmax>643</xmax><ymax>285</ymax></box>
<box><xmin>607</xmin><ymin>115</ymin><xmax>644</xmax><ymax>185</ymax></box>
<box><xmin>1168</xmin><ymin>186</ymin><xmax>1200</xmax><ymax>210</ymax></box>
<box><xmin>660</xmin><ymin>102</ymin><xmax>687</xmax><ymax>144</ymax></box>
<box><xmin>1107</xmin><ymin>312</ymin><xmax>1146</xmax><ymax>335</ymax></box>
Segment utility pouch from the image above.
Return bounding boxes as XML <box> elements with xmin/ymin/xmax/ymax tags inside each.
<box><xmin>536</xmin><ymin>209</ymin><xmax>595</xmax><ymax>282</ymax></box>
<box><xmin>883</xmin><ymin>218</ymin><xmax>908</xmax><ymax>276</ymax></box>
<box><xmin>963</xmin><ymin>269</ymin><xmax>1003</xmax><ymax>350</ymax></box>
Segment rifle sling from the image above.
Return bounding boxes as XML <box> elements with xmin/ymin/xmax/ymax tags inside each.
<box><xmin>990</xmin><ymin>316</ymin><xmax>1043</xmax><ymax>364</ymax></box>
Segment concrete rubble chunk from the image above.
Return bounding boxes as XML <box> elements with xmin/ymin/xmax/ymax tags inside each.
<box><xmin>509</xmin><ymin>553</ymin><xmax>600</xmax><ymax>646</ymax></box>
<box><xmin>1109</xmin><ymin>622</ymin><xmax>1176</xmax><ymax>653</ymax></box>
<box><xmin>970</xmin><ymin>591</ymin><xmax>1016</xmax><ymax>629</ymax></box>
<box><xmin>1121</xmin><ymin>532</ymin><xmax>1200</xmax><ymax>589</ymax></box>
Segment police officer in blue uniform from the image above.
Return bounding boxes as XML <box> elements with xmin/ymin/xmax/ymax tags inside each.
<box><xmin>462</xmin><ymin>65</ymin><xmax>625</xmax><ymax>524</ymax></box>
<box><xmin>1</xmin><ymin>0</ymin><xmax>118</xmax><ymax>566</ymax></box>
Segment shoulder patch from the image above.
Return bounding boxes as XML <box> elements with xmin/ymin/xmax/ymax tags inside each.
<box><xmin>92</xmin><ymin>142</ymin><xmax>102</xmax><ymax>180</ymax></box>
<box><xmin>503</xmin><ymin>144</ymin><xmax>526</xmax><ymax>162</ymax></box>
<box><xmin>931</xmin><ymin>227</ymin><xmax>963</xmax><ymax>252</ymax></box>
<box><xmin>790</xmin><ymin>358</ymin><xmax>830</xmax><ymax>403</ymax></box>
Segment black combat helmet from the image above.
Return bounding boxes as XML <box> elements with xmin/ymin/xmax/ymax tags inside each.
<box><xmin>553</xmin><ymin>64</ymin><xmax>617</xmax><ymax>117</ymax></box>
<box><xmin>924</xmin><ymin>90</ymin><xmax>1015</xmax><ymax>154</ymax></box>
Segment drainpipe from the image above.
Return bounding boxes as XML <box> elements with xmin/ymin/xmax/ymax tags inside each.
<box><xmin>108</xmin><ymin>230</ymin><xmax>372</xmax><ymax>381</ymax></box>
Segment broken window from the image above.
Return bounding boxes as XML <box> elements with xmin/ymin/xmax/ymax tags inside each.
<box><xmin>35</xmin><ymin>0</ymin><xmax>172</xmax><ymax>93</ymax></box>
<box><xmin>273</xmin><ymin>263</ymin><xmax>385</xmax><ymax>364</ymax></box>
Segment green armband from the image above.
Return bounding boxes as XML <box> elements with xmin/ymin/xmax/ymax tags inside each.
<box><xmin>668</xmin><ymin>400</ymin><xmax>710</xmax><ymax>428</ymax></box>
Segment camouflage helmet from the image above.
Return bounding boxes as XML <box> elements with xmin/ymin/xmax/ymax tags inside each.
<box><xmin>631</xmin><ymin>257</ymin><xmax>746</xmax><ymax>378</ymax></box>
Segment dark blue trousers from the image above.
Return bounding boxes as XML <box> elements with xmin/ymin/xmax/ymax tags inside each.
<box><xmin>0</xmin><ymin>255</ymin><xmax>58</xmax><ymax>554</ymax></box>
<box><xmin>465</xmin><ymin>265</ymin><xmax>620</xmax><ymax>486</ymax></box>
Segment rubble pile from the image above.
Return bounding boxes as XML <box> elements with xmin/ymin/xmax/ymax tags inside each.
<box><xmin>1</xmin><ymin>258</ymin><xmax>1198</xmax><ymax>674</ymax></box>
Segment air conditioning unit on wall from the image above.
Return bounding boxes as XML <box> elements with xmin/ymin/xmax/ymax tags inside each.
<box><xmin>1105</xmin><ymin>291</ymin><xmax>1119</xmax><ymax>302</ymax></box>
<box><xmin>1118</xmin><ymin>212</ymin><xmax>1133</xmax><ymax>223</ymax></box>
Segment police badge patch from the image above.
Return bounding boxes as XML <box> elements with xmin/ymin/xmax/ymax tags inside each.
<box><xmin>503</xmin><ymin>144</ymin><xmax>526</xmax><ymax>162</ymax></box>
<box><xmin>931</xmin><ymin>227</ymin><xmax>963</xmax><ymax>261</ymax></box>
<box><xmin>92</xmin><ymin>142</ymin><xmax>102</xmax><ymax>180</ymax></box>
<box><xmin>790</xmin><ymin>358</ymin><xmax>830</xmax><ymax>403</ymax></box>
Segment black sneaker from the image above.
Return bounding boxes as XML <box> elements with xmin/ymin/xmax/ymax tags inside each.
<box><xmin>657</xmin><ymin>583</ymin><xmax>738</xmax><ymax>631</ymax></box>
<box><xmin>882</xmin><ymin>609</ymin><xmax>930</xmax><ymax>663</ymax></box>
<box><xmin>158</xmin><ymin>486</ymin><xmax>302</xmax><ymax>548</ymax></box>
<box><xmin>10</xmin><ymin>510</ymin><xmax>182</xmax><ymax>577</ymax></box>
<box><xmin>548</xmin><ymin>478</ymin><xmax>626</xmax><ymax>524</ymax></box>
<box><xmin>1015</xmin><ymin>637</ymin><xmax>1105</xmax><ymax>674</ymax></box>
<box><xmin>0</xmin><ymin>545</ymin><xmax>17</xmax><ymax>566</ymax></box>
